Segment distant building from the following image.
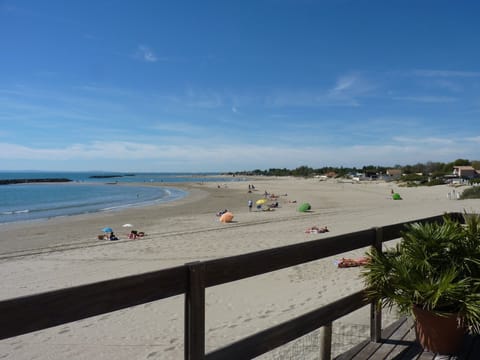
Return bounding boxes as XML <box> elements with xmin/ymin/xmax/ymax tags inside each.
<box><xmin>386</xmin><ymin>169</ymin><xmax>402</xmax><ymax>179</ymax></box>
<box><xmin>453</xmin><ymin>166</ymin><xmax>478</xmax><ymax>179</ymax></box>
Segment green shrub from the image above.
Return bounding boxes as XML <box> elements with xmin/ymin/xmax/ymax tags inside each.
<box><xmin>427</xmin><ymin>178</ymin><xmax>446</xmax><ymax>186</ymax></box>
<box><xmin>401</xmin><ymin>174</ymin><xmax>427</xmax><ymax>182</ymax></box>
<box><xmin>460</xmin><ymin>186</ymin><xmax>480</xmax><ymax>199</ymax></box>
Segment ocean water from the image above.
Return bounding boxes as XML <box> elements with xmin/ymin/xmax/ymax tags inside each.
<box><xmin>0</xmin><ymin>172</ymin><xmax>243</xmax><ymax>224</ymax></box>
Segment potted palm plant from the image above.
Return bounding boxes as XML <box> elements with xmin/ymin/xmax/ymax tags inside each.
<box><xmin>362</xmin><ymin>213</ymin><xmax>480</xmax><ymax>354</ymax></box>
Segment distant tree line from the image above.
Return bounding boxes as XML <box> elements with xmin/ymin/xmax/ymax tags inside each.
<box><xmin>226</xmin><ymin>158</ymin><xmax>480</xmax><ymax>178</ymax></box>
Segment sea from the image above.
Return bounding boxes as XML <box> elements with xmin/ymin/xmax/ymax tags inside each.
<box><xmin>0</xmin><ymin>171</ymin><xmax>244</xmax><ymax>224</ymax></box>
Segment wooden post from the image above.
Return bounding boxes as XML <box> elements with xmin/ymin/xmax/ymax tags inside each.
<box><xmin>185</xmin><ymin>261</ymin><xmax>206</xmax><ymax>360</ymax></box>
<box><xmin>370</xmin><ymin>227</ymin><xmax>383</xmax><ymax>342</ymax></box>
<box><xmin>320</xmin><ymin>323</ymin><xmax>332</xmax><ymax>360</ymax></box>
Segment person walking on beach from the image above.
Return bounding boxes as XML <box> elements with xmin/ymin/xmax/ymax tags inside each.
<box><xmin>248</xmin><ymin>199</ymin><xmax>253</xmax><ymax>211</ymax></box>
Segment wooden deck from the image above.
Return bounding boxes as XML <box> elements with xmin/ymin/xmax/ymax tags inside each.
<box><xmin>335</xmin><ymin>317</ymin><xmax>480</xmax><ymax>360</ymax></box>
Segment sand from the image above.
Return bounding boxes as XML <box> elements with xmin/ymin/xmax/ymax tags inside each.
<box><xmin>0</xmin><ymin>178</ymin><xmax>478</xmax><ymax>359</ymax></box>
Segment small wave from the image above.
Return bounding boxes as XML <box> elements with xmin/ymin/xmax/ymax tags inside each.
<box><xmin>1</xmin><ymin>209</ymin><xmax>30</xmax><ymax>215</ymax></box>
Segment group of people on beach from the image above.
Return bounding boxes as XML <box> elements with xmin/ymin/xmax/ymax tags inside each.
<box><xmin>98</xmin><ymin>231</ymin><xmax>119</xmax><ymax>241</ymax></box>
<box><xmin>98</xmin><ymin>230</ymin><xmax>145</xmax><ymax>241</ymax></box>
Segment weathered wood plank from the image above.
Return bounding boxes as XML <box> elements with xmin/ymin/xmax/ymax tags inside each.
<box><xmin>376</xmin><ymin>317</ymin><xmax>416</xmax><ymax>359</ymax></box>
<box><xmin>348</xmin><ymin>317</ymin><xmax>407</xmax><ymax>360</ymax></box>
<box><xmin>370</xmin><ymin>227</ymin><xmax>383</xmax><ymax>342</ymax></box>
<box><xmin>334</xmin><ymin>339</ymin><xmax>370</xmax><ymax>360</ymax></box>
<box><xmin>381</xmin><ymin>213</ymin><xmax>464</xmax><ymax>243</ymax></box>
<box><xmin>382</xmin><ymin>214</ymin><xmax>446</xmax><ymax>242</ymax></box>
<box><xmin>416</xmin><ymin>351</ymin><xmax>436</xmax><ymax>359</ymax></box>
<box><xmin>185</xmin><ymin>262</ymin><xmax>206</xmax><ymax>360</ymax></box>
<box><xmin>205</xmin><ymin>229</ymin><xmax>375</xmax><ymax>287</ymax></box>
<box><xmin>320</xmin><ymin>323</ymin><xmax>333</xmax><ymax>360</ymax></box>
<box><xmin>334</xmin><ymin>318</ymin><xmax>408</xmax><ymax>360</ymax></box>
<box><xmin>0</xmin><ymin>265</ymin><xmax>187</xmax><ymax>340</ymax></box>
<box><xmin>206</xmin><ymin>291</ymin><xmax>369</xmax><ymax>360</ymax></box>
<box><xmin>391</xmin><ymin>341</ymin><xmax>423</xmax><ymax>360</ymax></box>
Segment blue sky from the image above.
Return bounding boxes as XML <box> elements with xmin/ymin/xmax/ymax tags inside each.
<box><xmin>1</xmin><ymin>0</ymin><xmax>479</xmax><ymax>172</ymax></box>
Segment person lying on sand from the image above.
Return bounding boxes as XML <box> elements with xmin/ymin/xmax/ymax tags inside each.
<box><xmin>336</xmin><ymin>257</ymin><xmax>370</xmax><ymax>268</ymax></box>
<box><xmin>305</xmin><ymin>226</ymin><xmax>329</xmax><ymax>234</ymax></box>
<box><xmin>216</xmin><ymin>209</ymin><xmax>229</xmax><ymax>216</ymax></box>
<box><xmin>128</xmin><ymin>230</ymin><xmax>146</xmax><ymax>239</ymax></box>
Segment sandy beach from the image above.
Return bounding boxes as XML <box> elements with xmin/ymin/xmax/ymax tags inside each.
<box><xmin>1</xmin><ymin>177</ymin><xmax>479</xmax><ymax>359</ymax></box>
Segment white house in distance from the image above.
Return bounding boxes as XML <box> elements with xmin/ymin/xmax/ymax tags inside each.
<box><xmin>453</xmin><ymin>166</ymin><xmax>478</xmax><ymax>179</ymax></box>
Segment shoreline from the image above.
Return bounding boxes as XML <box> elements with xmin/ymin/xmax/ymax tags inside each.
<box><xmin>0</xmin><ymin>181</ymin><xmax>191</xmax><ymax>228</ymax></box>
<box><xmin>0</xmin><ymin>178</ymin><xmax>479</xmax><ymax>359</ymax></box>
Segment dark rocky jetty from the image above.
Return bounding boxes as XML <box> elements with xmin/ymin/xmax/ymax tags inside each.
<box><xmin>88</xmin><ymin>175</ymin><xmax>122</xmax><ymax>179</ymax></box>
<box><xmin>0</xmin><ymin>178</ymin><xmax>73</xmax><ymax>185</ymax></box>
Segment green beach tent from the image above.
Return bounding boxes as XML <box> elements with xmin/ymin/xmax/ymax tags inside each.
<box><xmin>298</xmin><ymin>203</ymin><xmax>311</xmax><ymax>212</ymax></box>
<box><xmin>392</xmin><ymin>193</ymin><xmax>402</xmax><ymax>200</ymax></box>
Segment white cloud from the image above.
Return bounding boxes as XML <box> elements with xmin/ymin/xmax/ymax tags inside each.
<box><xmin>391</xmin><ymin>95</ymin><xmax>457</xmax><ymax>103</ymax></box>
<box><xmin>413</xmin><ymin>70</ymin><xmax>480</xmax><ymax>78</ymax></box>
<box><xmin>266</xmin><ymin>89</ymin><xmax>359</xmax><ymax>107</ymax></box>
<box><xmin>2</xmin><ymin>135</ymin><xmax>479</xmax><ymax>171</ymax></box>
<box><xmin>466</xmin><ymin>136</ymin><xmax>480</xmax><ymax>143</ymax></box>
<box><xmin>392</xmin><ymin>136</ymin><xmax>455</xmax><ymax>145</ymax></box>
<box><xmin>331</xmin><ymin>75</ymin><xmax>356</xmax><ymax>93</ymax></box>
<box><xmin>182</xmin><ymin>88</ymin><xmax>224</xmax><ymax>109</ymax></box>
<box><xmin>136</xmin><ymin>45</ymin><xmax>158</xmax><ymax>63</ymax></box>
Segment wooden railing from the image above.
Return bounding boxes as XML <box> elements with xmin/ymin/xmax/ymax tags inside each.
<box><xmin>0</xmin><ymin>212</ymin><xmax>463</xmax><ymax>359</ymax></box>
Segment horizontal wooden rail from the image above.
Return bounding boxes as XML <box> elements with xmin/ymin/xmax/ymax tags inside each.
<box><xmin>0</xmin><ymin>265</ymin><xmax>187</xmax><ymax>340</ymax></box>
<box><xmin>206</xmin><ymin>290</ymin><xmax>369</xmax><ymax>360</ymax></box>
<box><xmin>205</xmin><ymin>228</ymin><xmax>375</xmax><ymax>287</ymax></box>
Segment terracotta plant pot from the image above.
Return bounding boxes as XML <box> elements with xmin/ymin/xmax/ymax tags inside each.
<box><xmin>413</xmin><ymin>306</ymin><xmax>465</xmax><ymax>354</ymax></box>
